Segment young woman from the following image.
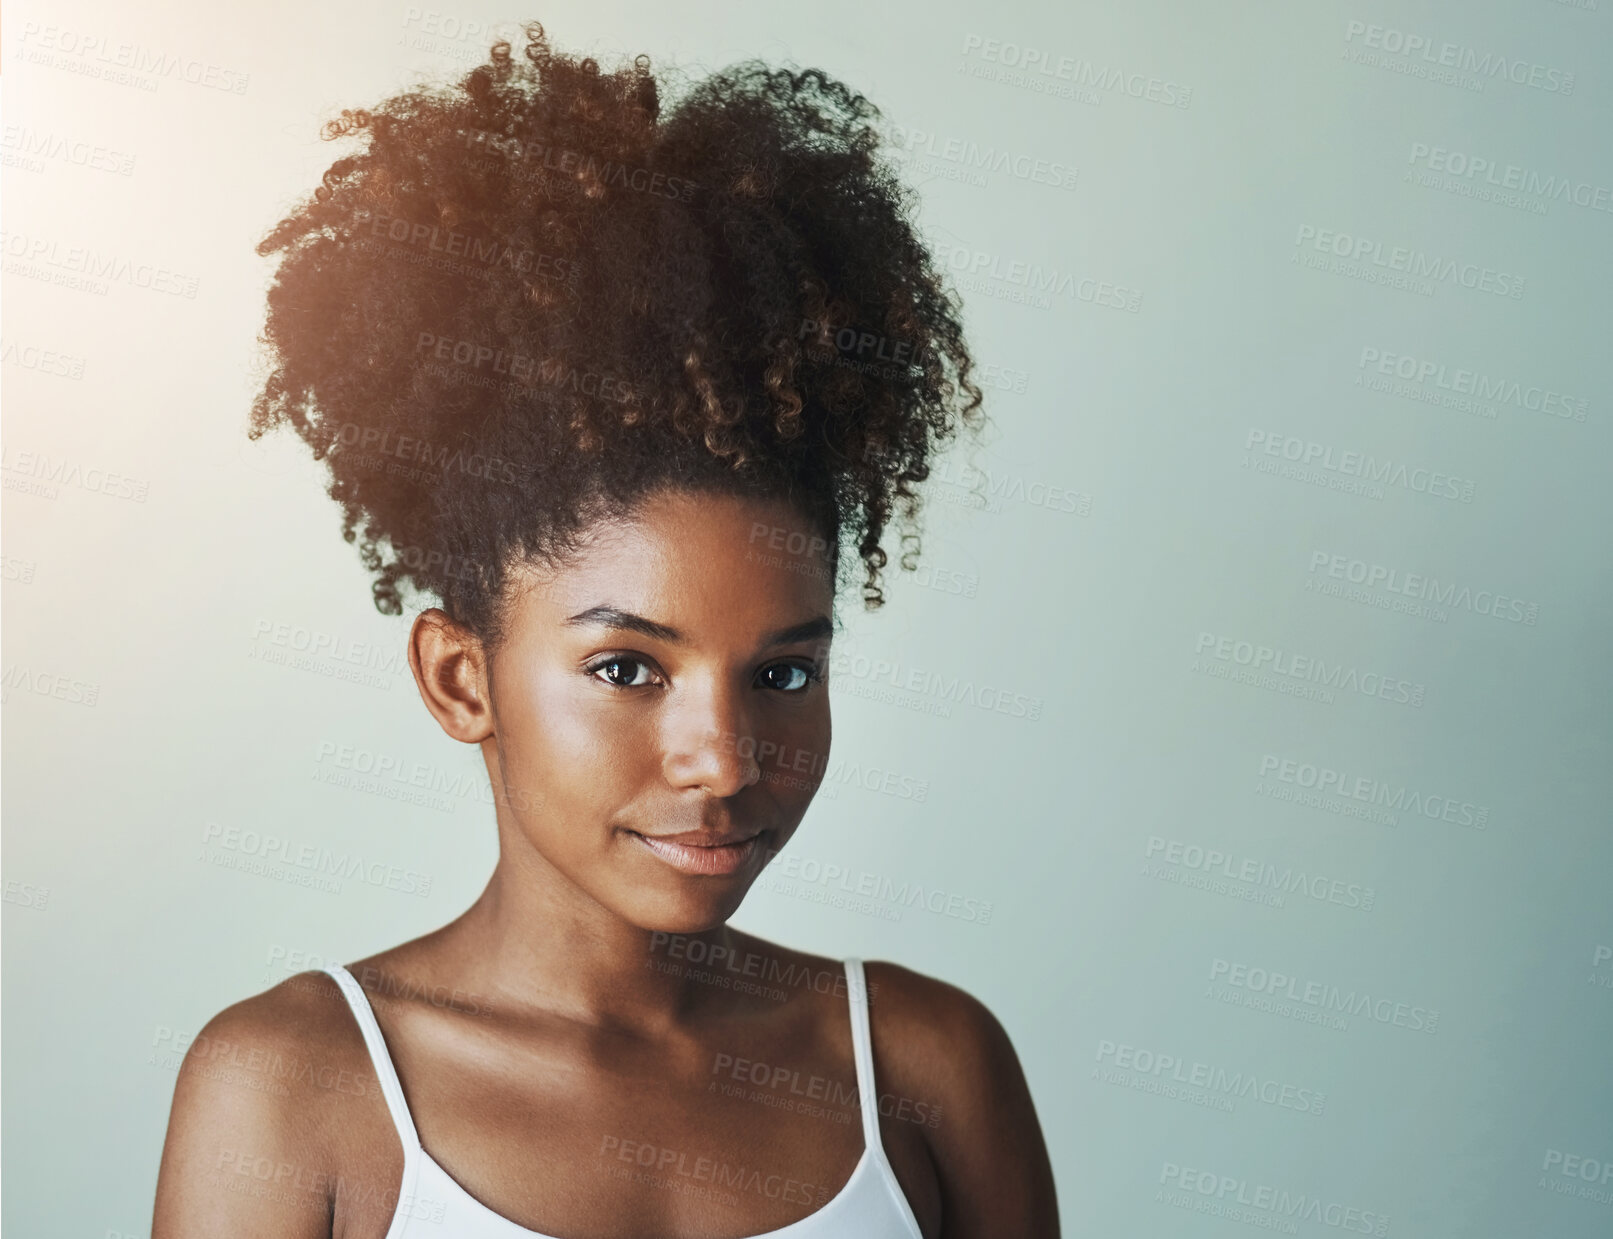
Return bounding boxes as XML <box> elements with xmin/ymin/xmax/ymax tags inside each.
<box><xmin>153</xmin><ymin>22</ymin><xmax>1059</xmax><ymax>1238</ymax></box>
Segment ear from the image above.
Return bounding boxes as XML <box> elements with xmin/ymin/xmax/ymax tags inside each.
<box><xmin>408</xmin><ymin>608</ymin><xmax>493</xmax><ymax>743</ymax></box>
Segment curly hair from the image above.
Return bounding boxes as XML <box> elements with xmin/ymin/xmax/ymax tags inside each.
<box><xmin>249</xmin><ymin>20</ymin><xmax>984</xmax><ymax>647</ymax></box>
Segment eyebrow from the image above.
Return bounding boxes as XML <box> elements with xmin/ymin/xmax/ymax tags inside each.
<box><xmin>563</xmin><ymin>605</ymin><xmax>834</xmax><ymax>649</ymax></box>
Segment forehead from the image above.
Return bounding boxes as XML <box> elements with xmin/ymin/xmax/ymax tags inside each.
<box><xmin>512</xmin><ymin>490</ymin><xmax>836</xmax><ymax>633</ymax></box>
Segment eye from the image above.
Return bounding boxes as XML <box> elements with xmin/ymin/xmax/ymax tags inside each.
<box><xmin>587</xmin><ymin>656</ymin><xmax>660</xmax><ymax>688</ymax></box>
<box><xmin>759</xmin><ymin>661</ymin><xmax>824</xmax><ymax>693</ymax></box>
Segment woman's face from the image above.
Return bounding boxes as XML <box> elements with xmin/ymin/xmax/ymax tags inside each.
<box><xmin>480</xmin><ymin>489</ymin><xmax>836</xmax><ymax>933</ymax></box>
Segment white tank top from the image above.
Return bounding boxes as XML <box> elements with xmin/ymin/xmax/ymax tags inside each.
<box><xmin>322</xmin><ymin>959</ymin><xmax>925</xmax><ymax>1239</ymax></box>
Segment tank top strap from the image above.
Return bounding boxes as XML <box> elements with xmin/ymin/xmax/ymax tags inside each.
<box><xmin>842</xmin><ymin>958</ymin><xmax>884</xmax><ymax>1154</ymax></box>
<box><xmin>323</xmin><ymin>964</ymin><xmax>423</xmax><ymax>1151</ymax></box>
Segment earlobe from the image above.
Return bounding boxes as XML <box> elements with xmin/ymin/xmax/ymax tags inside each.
<box><xmin>408</xmin><ymin>609</ymin><xmax>494</xmax><ymax>743</ymax></box>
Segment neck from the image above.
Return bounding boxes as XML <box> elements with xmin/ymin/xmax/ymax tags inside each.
<box><xmin>414</xmin><ymin>814</ymin><xmax>751</xmax><ymax>1038</ymax></box>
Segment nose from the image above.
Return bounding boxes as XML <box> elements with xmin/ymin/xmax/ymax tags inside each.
<box><xmin>660</xmin><ymin>676</ymin><xmax>763</xmax><ymax>796</ymax></box>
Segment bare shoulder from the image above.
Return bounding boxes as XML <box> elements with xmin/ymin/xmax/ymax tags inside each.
<box><xmin>151</xmin><ymin>971</ymin><xmax>382</xmax><ymax>1236</ymax></box>
<box><xmin>862</xmin><ymin>960</ymin><xmax>1061</xmax><ymax>1239</ymax></box>
<box><xmin>186</xmin><ymin>968</ymin><xmax>378</xmax><ymax>1104</ymax></box>
<box><xmin>857</xmin><ymin>960</ymin><xmax>1019</xmax><ymax>1096</ymax></box>
<box><xmin>167</xmin><ymin>969</ymin><xmax>360</xmax><ymax>1121</ymax></box>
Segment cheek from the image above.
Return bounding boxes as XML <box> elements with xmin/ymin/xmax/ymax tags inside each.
<box><xmin>498</xmin><ymin>673</ymin><xmax>655</xmax><ymax>810</ymax></box>
<box><xmin>760</xmin><ymin>707</ymin><xmax>832</xmax><ymax>793</ymax></box>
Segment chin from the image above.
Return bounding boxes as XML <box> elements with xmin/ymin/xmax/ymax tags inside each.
<box><xmin>630</xmin><ymin>888</ymin><xmax>751</xmax><ymax>936</ymax></box>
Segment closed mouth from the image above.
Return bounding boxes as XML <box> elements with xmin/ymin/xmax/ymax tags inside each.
<box><xmin>627</xmin><ymin>829</ymin><xmax>764</xmax><ymax>875</ymax></box>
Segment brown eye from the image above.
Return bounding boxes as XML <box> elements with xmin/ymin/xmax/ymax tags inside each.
<box><xmin>589</xmin><ymin>657</ymin><xmax>656</xmax><ymax>688</ymax></box>
<box><xmin>760</xmin><ymin>662</ymin><xmax>820</xmax><ymax>692</ymax></box>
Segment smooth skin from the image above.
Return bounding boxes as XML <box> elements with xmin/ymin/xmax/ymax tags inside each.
<box><xmin>152</xmin><ymin>489</ymin><xmax>1059</xmax><ymax>1239</ymax></box>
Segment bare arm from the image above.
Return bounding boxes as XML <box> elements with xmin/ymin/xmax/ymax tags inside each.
<box><xmin>931</xmin><ymin>991</ymin><xmax>1060</xmax><ymax>1238</ymax></box>
<box><xmin>871</xmin><ymin>962</ymin><xmax>1061</xmax><ymax>1239</ymax></box>
<box><xmin>151</xmin><ymin>991</ymin><xmax>335</xmax><ymax>1238</ymax></box>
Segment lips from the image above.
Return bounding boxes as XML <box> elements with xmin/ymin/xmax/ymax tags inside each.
<box><xmin>628</xmin><ymin>828</ymin><xmax>763</xmax><ymax>876</ymax></box>
<box><xmin>640</xmin><ymin>828</ymin><xmax>759</xmax><ymax>847</ymax></box>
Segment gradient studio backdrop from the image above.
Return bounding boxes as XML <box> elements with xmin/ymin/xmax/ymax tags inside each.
<box><xmin>4</xmin><ymin>0</ymin><xmax>1611</xmax><ymax>1234</ymax></box>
